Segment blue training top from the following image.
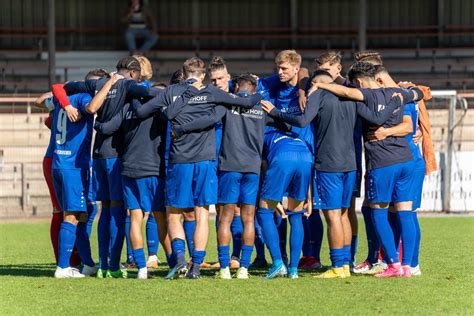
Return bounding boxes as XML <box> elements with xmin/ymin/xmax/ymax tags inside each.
<box><xmin>404</xmin><ymin>101</ymin><xmax>424</xmax><ymax>162</ymax></box>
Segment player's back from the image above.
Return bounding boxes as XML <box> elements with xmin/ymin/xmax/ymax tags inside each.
<box><xmin>404</xmin><ymin>101</ymin><xmax>423</xmax><ymax>162</ymax></box>
<box><xmin>264</xmin><ymin>130</ymin><xmax>310</xmax><ymax>164</ymax></box>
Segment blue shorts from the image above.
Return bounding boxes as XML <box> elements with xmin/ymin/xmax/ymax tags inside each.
<box><xmin>93</xmin><ymin>158</ymin><xmax>123</xmax><ymax>201</ymax></box>
<box><xmin>123</xmin><ymin>176</ymin><xmax>165</xmax><ymax>212</ymax></box>
<box><xmin>260</xmin><ymin>152</ymin><xmax>312</xmax><ymax>202</ymax></box>
<box><xmin>316</xmin><ymin>171</ymin><xmax>356</xmax><ymax>210</ymax></box>
<box><xmin>218</xmin><ymin>171</ymin><xmax>259</xmax><ymax>205</ymax></box>
<box><xmin>412</xmin><ymin>160</ymin><xmax>426</xmax><ymax>210</ymax></box>
<box><xmin>312</xmin><ymin>171</ymin><xmax>321</xmax><ymax>210</ymax></box>
<box><xmin>166</xmin><ymin>161</ymin><xmax>217</xmax><ymax>208</ymax></box>
<box><xmin>87</xmin><ymin>166</ymin><xmax>96</xmax><ymax>203</ymax></box>
<box><xmin>367</xmin><ymin>160</ymin><xmax>416</xmax><ymax>204</ymax></box>
<box><xmin>53</xmin><ymin>168</ymin><xmax>89</xmax><ymax>212</ymax></box>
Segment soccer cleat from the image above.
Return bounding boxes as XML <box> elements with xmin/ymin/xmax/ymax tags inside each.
<box><xmin>402</xmin><ymin>265</ymin><xmax>412</xmax><ymax>278</ymax></box>
<box><xmin>137</xmin><ymin>267</ymin><xmax>148</xmax><ymax>279</ymax></box>
<box><xmin>366</xmin><ymin>262</ymin><xmax>387</xmax><ymax>275</ymax></box>
<box><xmin>315</xmin><ymin>267</ymin><xmax>346</xmax><ymax>279</ymax></box>
<box><xmin>230</xmin><ymin>257</ymin><xmax>240</xmax><ymax>269</ymax></box>
<box><xmin>287</xmin><ymin>267</ymin><xmax>298</xmax><ymax>279</ymax></box>
<box><xmin>265</xmin><ymin>263</ymin><xmax>287</xmax><ymax>280</ymax></box>
<box><xmin>185</xmin><ymin>264</ymin><xmax>201</xmax><ymax>279</ymax></box>
<box><xmin>298</xmin><ymin>256</ymin><xmax>308</xmax><ymax>268</ymax></box>
<box><xmin>96</xmin><ymin>268</ymin><xmax>109</xmax><ymax>278</ymax></box>
<box><xmin>124</xmin><ymin>259</ymin><xmax>136</xmax><ymax>269</ymax></box>
<box><xmin>54</xmin><ymin>267</ymin><xmax>85</xmax><ymax>279</ymax></box>
<box><xmin>215</xmin><ymin>267</ymin><xmax>232</xmax><ymax>280</ymax></box>
<box><xmin>109</xmin><ymin>269</ymin><xmax>127</xmax><ymax>279</ymax></box>
<box><xmin>234</xmin><ymin>267</ymin><xmax>249</xmax><ymax>280</ymax></box>
<box><xmin>165</xmin><ymin>262</ymin><xmax>188</xmax><ymax>280</ymax></box>
<box><xmin>353</xmin><ymin>260</ymin><xmax>372</xmax><ymax>274</ymax></box>
<box><xmin>374</xmin><ymin>263</ymin><xmax>403</xmax><ymax>278</ymax></box>
<box><xmin>249</xmin><ymin>258</ymin><xmax>268</xmax><ymax>269</ymax></box>
<box><xmin>410</xmin><ymin>265</ymin><xmax>422</xmax><ymax>276</ymax></box>
<box><xmin>82</xmin><ymin>264</ymin><xmax>99</xmax><ymax>276</ymax></box>
<box><xmin>302</xmin><ymin>257</ymin><xmax>323</xmax><ymax>270</ymax></box>
<box><xmin>343</xmin><ymin>265</ymin><xmax>351</xmax><ymax>278</ymax></box>
<box><xmin>147</xmin><ymin>255</ymin><xmax>159</xmax><ymax>269</ymax></box>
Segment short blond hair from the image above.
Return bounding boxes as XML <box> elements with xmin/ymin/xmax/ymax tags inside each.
<box><xmin>315</xmin><ymin>51</ymin><xmax>342</xmax><ymax>66</ymax></box>
<box><xmin>275</xmin><ymin>50</ymin><xmax>301</xmax><ymax>66</ymax></box>
<box><xmin>182</xmin><ymin>57</ymin><xmax>206</xmax><ymax>78</ymax></box>
<box><xmin>134</xmin><ymin>55</ymin><xmax>153</xmax><ymax>81</ymax></box>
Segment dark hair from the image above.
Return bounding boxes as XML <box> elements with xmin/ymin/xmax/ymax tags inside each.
<box><xmin>354</xmin><ymin>50</ymin><xmax>383</xmax><ymax>65</ymax></box>
<box><xmin>348</xmin><ymin>62</ymin><xmax>377</xmax><ymax>83</ymax></box>
<box><xmin>84</xmin><ymin>68</ymin><xmax>110</xmax><ymax>80</ymax></box>
<box><xmin>236</xmin><ymin>73</ymin><xmax>258</xmax><ymax>91</ymax></box>
<box><xmin>129</xmin><ymin>0</ymin><xmax>144</xmax><ymax>7</ymax></box>
<box><xmin>182</xmin><ymin>57</ymin><xmax>206</xmax><ymax>78</ymax></box>
<box><xmin>152</xmin><ymin>82</ymin><xmax>167</xmax><ymax>89</ymax></box>
<box><xmin>310</xmin><ymin>69</ymin><xmax>332</xmax><ymax>82</ymax></box>
<box><xmin>116</xmin><ymin>56</ymin><xmax>141</xmax><ymax>72</ymax></box>
<box><xmin>169</xmin><ymin>69</ymin><xmax>184</xmax><ymax>84</ymax></box>
<box><xmin>208</xmin><ymin>56</ymin><xmax>227</xmax><ymax>73</ymax></box>
<box><xmin>315</xmin><ymin>51</ymin><xmax>342</xmax><ymax>66</ymax></box>
<box><xmin>373</xmin><ymin>65</ymin><xmax>388</xmax><ymax>75</ymax></box>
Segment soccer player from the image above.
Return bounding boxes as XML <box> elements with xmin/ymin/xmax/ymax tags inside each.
<box><xmin>314</xmin><ymin>62</ymin><xmax>424</xmax><ymax>277</ymax></box>
<box><xmin>133</xmin><ymin>57</ymin><xmax>262</xmax><ymax>279</ymax></box>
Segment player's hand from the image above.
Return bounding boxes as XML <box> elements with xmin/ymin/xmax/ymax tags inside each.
<box><xmin>299</xmin><ymin>91</ymin><xmax>307</xmax><ymax>113</ymax></box>
<box><xmin>303</xmin><ymin>199</ymin><xmax>313</xmax><ymax>217</ymax></box>
<box><xmin>110</xmin><ymin>73</ymin><xmax>125</xmax><ymax>85</ymax></box>
<box><xmin>398</xmin><ymin>81</ymin><xmax>416</xmax><ymax>88</ymax></box>
<box><xmin>261</xmin><ymin>100</ymin><xmax>275</xmax><ymax>113</ymax></box>
<box><xmin>307</xmin><ymin>83</ymin><xmax>319</xmax><ymax>96</ymax></box>
<box><xmin>391</xmin><ymin>92</ymin><xmax>404</xmax><ymax>104</ymax></box>
<box><xmin>276</xmin><ymin>203</ymin><xmax>288</xmax><ymax>219</ymax></box>
<box><xmin>64</xmin><ymin>104</ymin><xmax>79</xmax><ymax>122</ymax></box>
<box><xmin>367</xmin><ymin>126</ymin><xmax>387</xmax><ymax>142</ymax></box>
<box><xmin>413</xmin><ymin>128</ymin><xmax>423</xmax><ymax>144</ymax></box>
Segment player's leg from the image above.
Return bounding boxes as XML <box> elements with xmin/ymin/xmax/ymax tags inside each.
<box><xmin>410</xmin><ymin>162</ymin><xmax>425</xmax><ymax>276</ymax></box>
<box><xmin>146</xmin><ymin>212</ymin><xmax>159</xmax><ymax>268</ymax></box>
<box><xmin>86</xmin><ymin>170</ymin><xmax>97</xmax><ymax>238</ymax></box>
<box><xmin>166</xmin><ymin>207</ymin><xmax>188</xmax><ymax>279</ymax></box>
<box><xmin>275</xmin><ymin>213</ymin><xmax>288</xmax><ymax>266</ymax></box>
<box><xmin>183</xmin><ymin>210</ymin><xmax>196</xmax><ymax>258</ymax></box>
<box><xmin>43</xmin><ymin>156</ymin><xmax>61</xmax><ymax>264</ymax></box>
<box><xmin>94</xmin><ymin>159</ymin><xmax>111</xmax><ymax>276</ymax></box>
<box><xmin>250</xmin><ymin>213</ymin><xmax>268</xmax><ymax>268</ymax></box>
<box><xmin>151</xmin><ymin>177</ymin><xmax>172</xmax><ymax>268</ymax></box>
<box><xmin>341</xmin><ymin>171</ymin><xmax>357</xmax><ymax>276</ymax></box>
<box><xmin>124</xmin><ymin>211</ymin><xmax>135</xmax><ymax>268</ymax></box>
<box><xmin>55</xmin><ymin>211</ymin><xmax>84</xmax><ymax>278</ymax></box>
<box><xmin>348</xmin><ymin>197</ymin><xmax>358</xmax><ymax>268</ymax></box>
<box><xmin>129</xmin><ymin>209</ymin><xmax>147</xmax><ymax>278</ymax></box>
<box><xmin>230</xmin><ymin>205</ymin><xmax>243</xmax><ymax>268</ymax></box>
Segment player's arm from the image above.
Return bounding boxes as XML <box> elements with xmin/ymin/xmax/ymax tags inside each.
<box><xmin>354</xmin><ymin>92</ymin><xmax>405</xmax><ymax>125</ymax></box>
<box><xmin>126</xmin><ymin>81</ymin><xmax>159</xmax><ymax>100</ymax></box>
<box><xmin>312</xmin><ymin>82</ymin><xmax>364</xmax><ymax>101</ymax></box>
<box><xmin>51</xmin><ymin>84</ymin><xmax>84</xmax><ymax>122</ymax></box>
<box><xmin>134</xmin><ymin>91</ymin><xmax>167</xmax><ymax>119</ymax></box>
<box><xmin>64</xmin><ymin>80</ymin><xmax>96</xmax><ymax>96</ymax></box>
<box><xmin>172</xmin><ymin>105</ymin><xmax>227</xmax><ymax>139</ymax></box>
<box><xmin>85</xmin><ymin>73</ymin><xmax>124</xmax><ymax>114</ymax></box>
<box><xmin>94</xmin><ymin>105</ymin><xmax>128</xmax><ymax>135</ymax></box>
<box><xmin>298</xmin><ymin>67</ymin><xmax>310</xmax><ymax>111</ymax></box>
<box><xmin>262</xmin><ymin>93</ymin><xmax>320</xmax><ymax>128</ymax></box>
<box><xmin>367</xmin><ymin>115</ymin><xmax>413</xmax><ymax>142</ymax></box>
<box><xmin>398</xmin><ymin>86</ymin><xmax>424</xmax><ymax>103</ymax></box>
<box><xmin>34</xmin><ymin>92</ymin><xmax>53</xmax><ymax>111</ymax></box>
<box><xmin>213</xmin><ymin>88</ymin><xmax>262</xmax><ymax>109</ymax></box>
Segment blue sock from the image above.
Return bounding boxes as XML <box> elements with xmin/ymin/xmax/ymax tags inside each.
<box><xmin>109</xmin><ymin>206</ymin><xmax>126</xmax><ymax>271</ymax></box>
<box><xmin>97</xmin><ymin>206</ymin><xmax>111</xmax><ymax>270</ymax></box>
<box><xmin>231</xmin><ymin>216</ymin><xmax>243</xmax><ymax>259</ymax></box>
<box><xmin>171</xmin><ymin>238</ymin><xmax>186</xmax><ymax>266</ymax></box>
<box><xmin>361</xmin><ymin>205</ymin><xmax>379</xmax><ymax>263</ymax></box>
<box><xmin>398</xmin><ymin>210</ymin><xmax>416</xmax><ymax>266</ymax></box>
<box><xmin>310</xmin><ymin>211</ymin><xmax>323</xmax><ymax>261</ymax></box>
<box><xmin>218</xmin><ymin>245</ymin><xmax>230</xmax><ymax>268</ymax></box>
<box><xmin>371</xmin><ymin>208</ymin><xmax>399</xmax><ymax>264</ymax></box>
<box><xmin>256</xmin><ymin>208</ymin><xmax>282</xmax><ymax>263</ymax></box>
<box><xmin>124</xmin><ymin>214</ymin><xmax>134</xmax><ymax>263</ymax></box>
<box><xmin>86</xmin><ymin>203</ymin><xmax>97</xmax><ymax>238</ymax></box>
<box><xmin>58</xmin><ymin>221</ymin><xmax>77</xmax><ymax>268</ymax></box>
<box><xmin>342</xmin><ymin>245</ymin><xmax>351</xmax><ymax>266</ymax></box>
<box><xmin>302</xmin><ymin>215</ymin><xmax>313</xmax><ymax>257</ymax></box>
<box><xmin>75</xmin><ymin>222</ymin><xmax>94</xmax><ymax>267</ymax></box>
<box><xmin>287</xmin><ymin>211</ymin><xmax>304</xmax><ymax>269</ymax></box>
<box><xmin>192</xmin><ymin>250</ymin><xmax>206</xmax><ymax>265</ymax></box>
<box><xmin>166</xmin><ymin>253</ymin><xmax>176</xmax><ymax>269</ymax></box>
<box><xmin>329</xmin><ymin>247</ymin><xmax>345</xmax><ymax>268</ymax></box>
<box><xmin>215</xmin><ymin>214</ymin><xmax>219</xmax><ymax>232</ymax></box>
<box><xmin>275</xmin><ymin>216</ymin><xmax>288</xmax><ymax>261</ymax></box>
<box><xmin>254</xmin><ymin>215</ymin><xmax>266</xmax><ymax>260</ymax></box>
<box><xmin>388</xmin><ymin>211</ymin><xmax>401</xmax><ymax>251</ymax></box>
<box><xmin>412</xmin><ymin>212</ymin><xmax>421</xmax><ymax>267</ymax></box>
<box><xmin>183</xmin><ymin>220</ymin><xmax>196</xmax><ymax>257</ymax></box>
<box><xmin>350</xmin><ymin>235</ymin><xmax>358</xmax><ymax>266</ymax></box>
<box><xmin>133</xmin><ymin>248</ymin><xmax>147</xmax><ymax>269</ymax></box>
<box><xmin>240</xmin><ymin>245</ymin><xmax>253</xmax><ymax>268</ymax></box>
<box><xmin>146</xmin><ymin>213</ymin><xmax>159</xmax><ymax>256</ymax></box>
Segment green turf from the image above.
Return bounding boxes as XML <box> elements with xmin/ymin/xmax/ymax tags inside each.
<box><xmin>0</xmin><ymin>217</ymin><xmax>473</xmax><ymax>315</ymax></box>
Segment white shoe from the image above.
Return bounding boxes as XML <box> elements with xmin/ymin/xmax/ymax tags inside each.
<box><xmin>82</xmin><ymin>264</ymin><xmax>99</xmax><ymax>276</ymax></box>
<box><xmin>410</xmin><ymin>265</ymin><xmax>422</xmax><ymax>276</ymax></box>
<box><xmin>137</xmin><ymin>267</ymin><xmax>148</xmax><ymax>279</ymax></box>
<box><xmin>215</xmin><ymin>267</ymin><xmax>232</xmax><ymax>279</ymax></box>
<box><xmin>55</xmin><ymin>267</ymin><xmax>85</xmax><ymax>278</ymax></box>
<box><xmin>234</xmin><ymin>267</ymin><xmax>249</xmax><ymax>280</ymax></box>
<box><xmin>363</xmin><ymin>261</ymin><xmax>387</xmax><ymax>275</ymax></box>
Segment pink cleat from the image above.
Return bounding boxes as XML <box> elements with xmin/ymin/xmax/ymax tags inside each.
<box><xmin>402</xmin><ymin>265</ymin><xmax>412</xmax><ymax>278</ymax></box>
<box><xmin>374</xmin><ymin>263</ymin><xmax>403</xmax><ymax>278</ymax></box>
<box><xmin>302</xmin><ymin>256</ymin><xmax>323</xmax><ymax>270</ymax></box>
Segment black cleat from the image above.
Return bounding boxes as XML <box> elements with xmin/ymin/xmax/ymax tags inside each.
<box><xmin>185</xmin><ymin>264</ymin><xmax>201</xmax><ymax>279</ymax></box>
<box><xmin>249</xmin><ymin>258</ymin><xmax>268</xmax><ymax>269</ymax></box>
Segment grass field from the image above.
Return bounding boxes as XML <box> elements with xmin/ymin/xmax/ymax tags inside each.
<box><xmin>0</xmin><ymin>217</ymin><xmax>473</xmax><ymax>315</ymax></box>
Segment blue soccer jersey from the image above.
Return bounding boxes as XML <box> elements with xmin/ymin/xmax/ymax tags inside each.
<box><xmin>404</xmin><ymin>102</ymin><xmax>424</xmax><ymax>162</ymax></box>
<box><xmin>51</xmin><ymin>93</ymin><xmax>94</xmax><ymax>170</ymax></box>
<box><xmin>44</xmin><ymin>97</ymin><xmax>56</xmax><ymax>158</ymax></box>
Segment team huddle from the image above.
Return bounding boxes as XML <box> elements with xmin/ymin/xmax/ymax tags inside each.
<box><xmin>36</xmin><ymin>49</ymin><xmax>436</xmax><ymax>280</ymax></box>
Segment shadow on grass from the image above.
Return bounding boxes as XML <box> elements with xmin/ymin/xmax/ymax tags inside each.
<box><xmin>0</xmin><ymin>263</ymin><xmax>56</xmax><ymax>277</ymax></box>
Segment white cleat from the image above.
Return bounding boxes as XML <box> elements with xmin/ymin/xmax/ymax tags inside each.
<box><xmin>54</xmin><ymin>267</ymin><xmax>85</xmax><ymax>278</ymax></box>
<box><xmin>234</xmin><ymin>267</ymin><xmax>249</xmax><ymax>280</ymax></box>
<box><xmin>82</xmin><ymin>264</ymin><xmax>99</xmax><ymax>276</ymax></box>
<box><xmin>137</xmin><ymin>267</ymin><xmax>148</xmax><ymax>279</ymax></box>
<box><xmin>215</xmin><ymin>267</ymin><xmax>232</xmax><ymax>279</ymax></box>
<box><xmin>410</xmin><ymin>265</ymin><xmax>422</xmax><ymax>276</ymax></box>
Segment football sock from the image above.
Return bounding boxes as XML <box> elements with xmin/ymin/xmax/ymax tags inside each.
<box><xmin>310</xmin><ymin>211</ymin><xmax>324</xmax><ymax>261</ymax></box>
<box><xmin>350</xmin><ymin>235</ymin><xmax>358</xmax><ymax>265</ymax></box>
<box><xmin>412</xmin><ymin>211</ymin><xmax>421</xmax><ymax>267</ymax></box>
<box><xmin>109</xmin><ymin>206</ymin><xmax>126</xmax><ymax>271</ymax></box>
<box><xmin>218</xmin><ymin>245</ymin><xmax>230</xmax><ymax>268</ymax></box>
<box><xmin>275</xmin><ymin>216</ymin><xmax>288</xmax><ymax>261</ymax></box>
<box><xmin>256</xmin><ymin>208</ymin><xmax>282</xmax><ymax>263</ymax></box>
<box><xmin>171</xmin><ymin>238</ymin><xmax>186</xmax><ymax>266</ymax></box>
<box><xmin>302</xmin><ymin>215</ymin><xmax>313</xmax><ymax>257</ymax></box>
<box><xmin>329</xmin><ymin>247</ymin><xmax>345</xmax><ymax>268</ymax></box>
<box><xmin>50</xmin><ymin>212</ymin><xmax>62</xmax><ymax>264</ymax></box>
<box><xmin>75</xmin><ymin>222</ymin><xmax>94</xmax><ymax>267</ymax></box>
<box><xmin>166</xmin><ymin>253</ymin><xmax>176</xmax><ymax>269</ymax></box>
<box><xmin>342</xmin><ymin>245</ymin><xmax>351</xmax><ymax>266</ymax></box>
<box><xmin>371</xmin><ymin>208</ymin><xmax>399</xmax><ymax>264</ymax></box>
<box><xmin>287</xmin><ymin>210</ymin><xmax>304</xmax><ymax>269</ymax></box>
<box><xmin>86</xmin><ymin>203</ymin><xmax>98</xmax><ymax>238</ymax></box>
<box><xmin>192</xmin><ymin>250</ymin><xmax>206</xmax><ymax>266</ymax></box>
<box><xmin>254</xmin><ymin>215</ymin><xmax>266</xmax><ymax>260</ymax></box>
<box><xmin>124</xmin><ymin>214</ymin><xmax>133</xmax><ymax>262</ymax></box>
<box><xmin>133</xmin><ymin>248</ymin><xmax>147</xmax><ymax>269</ymax></box>
<box><xmin>398</xmin><ymin>210</ymin><xmax>416</xmax><ymax>266</ymax></box>
<box><xmin>388</xmin><ymin>211</ymin><xmax>401</xmax><ymax>251</ymax></box>
<box><xmin>240</xmin><ymin>245</ymin><xmax>253</xmax><ymax>269</ymax></box>
<box><xmin>231</xmin><ymin>215</ymin><xmax>243</xmax><ymax>259</ymax></box>
<box><xmin>97</xmin><ymin>206</ymin><xmax>111</xmax><ymax>270</ymax></box>
<box><xmin>146</xmin><ymin>213</ymin><xmax>159</xmax><ymax>256</ymax></box>
<box><xmin>183</xmin><ymin>220</ymin><xmax>196</xmax><ymax>257</ymax></box>
<box><xmin>58</xmin><ymin>221</ymin><xmax>77</xmax><ymax>268</ymax></box>
<box><xmin>361</xmin><ymin>205</ymin><xmax>379</xmax><ymax>263</ymax></box>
